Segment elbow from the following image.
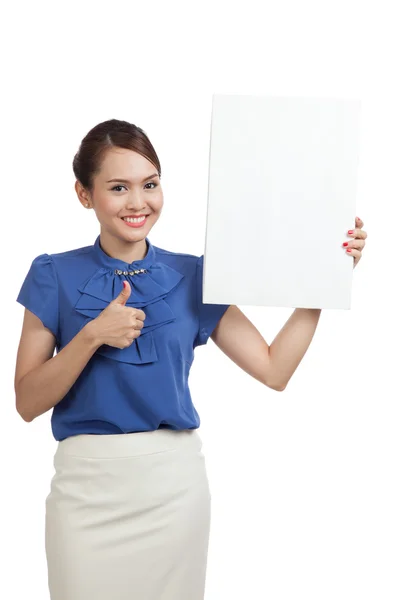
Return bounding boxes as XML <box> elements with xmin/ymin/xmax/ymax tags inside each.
<box><xmin>17</xmin><ymin>410</ymin><xmax>34</xmax><ymax>423</ymax></box>
<box><xmin>265</xmin><ymin>380</ymin><xmax>287</xmax><ymax>392</ymax></box>
<box><xmin>15</xmin><ymin>379</ymin><xmax>35</xmax><ymax>422</ymax></box>
<box><xmin>15</xmin><ymin>398</ymin><xmax>35</xmax><ymax>423</ymax></box>
<box><xmin>263</xmin><ymin>355</ymin><xmax>287</xmax><ymax>392</ymax></box>
<box><xmin>17</xmin><ymin>407</ymin><xmax>34</xmax><ymax>423</ymax></box>
<box><xmin>272</xmin><ymin>383</ymin><xmax>287</xmax><ymax>392</ymax></box>
<box><xmin>22</xmin><ymin>414</ymin><xmax>34</xmax><ymax>423</ymax></box>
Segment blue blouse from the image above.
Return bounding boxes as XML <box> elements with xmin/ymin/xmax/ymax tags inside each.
<box><xmin>16</xmin><ymin>235</ymin><xmax>230</xmax><ymax>441</ymax></box>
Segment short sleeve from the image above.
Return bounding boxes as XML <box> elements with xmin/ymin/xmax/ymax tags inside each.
<box><xmin>194</xmin><ymin>254</ymin><xmax>230</xmax><ymax>347</ymax></box>
<box><xmin>16</xmin><ymin>253</ymin><xmax>59</xmax><ymax>339</ymax></box>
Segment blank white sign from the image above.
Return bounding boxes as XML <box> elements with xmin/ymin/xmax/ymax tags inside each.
<box><xmin>203</xmin><ymin>94</ymin><xmax>362</xmax><ymax>310</ymax></box>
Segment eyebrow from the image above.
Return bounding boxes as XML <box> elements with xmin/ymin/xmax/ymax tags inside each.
<box><xmin>106</xmin><ymin>173</ymin><xmax>159</xmax><ymax>184</ymax></box>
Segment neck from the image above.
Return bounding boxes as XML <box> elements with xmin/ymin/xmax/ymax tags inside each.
<box><xmin>99</xmin><ymin>231</ymin><xmax>148</xmax><ymax>264</ymax></box>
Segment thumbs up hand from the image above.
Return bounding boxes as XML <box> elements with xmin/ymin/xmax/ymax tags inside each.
<box><xmin>89</xmin><ymin>281</ymin><xmax>146</xmax><ymax>349</ymax></box>
<box><xmin>112</xmin><ymin>279</ymin><xmax>132</xmax><ymax>306</ymax></box>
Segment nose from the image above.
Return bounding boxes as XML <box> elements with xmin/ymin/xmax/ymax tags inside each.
<box><xmin>124</xmin><ymin>193</ymin><xmax>147</xmax><ymax>211</ymax></box>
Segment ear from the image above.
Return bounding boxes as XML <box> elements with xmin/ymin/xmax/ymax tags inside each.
<box><xmin>75</xmin><ymin>180</ymin><xmax>92</xmax><ymax>208</ymax></box>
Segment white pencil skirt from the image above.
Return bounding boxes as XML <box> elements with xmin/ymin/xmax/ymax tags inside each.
<box><xmin>45</xmin><ymin>428</ymin><xmax>211</xmax><ymax>600</ymax></box>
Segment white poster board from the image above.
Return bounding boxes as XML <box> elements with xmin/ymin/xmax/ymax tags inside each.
<box><xmin>203</xmin><ymin>94</ymin><xmax>362</xmax><ymax>310</ymax></box>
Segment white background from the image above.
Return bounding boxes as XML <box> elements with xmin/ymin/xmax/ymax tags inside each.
<box><xmin>2</xmin><ymin>1</ymin><xmax>398</xmax><ymax>598</ymax></box>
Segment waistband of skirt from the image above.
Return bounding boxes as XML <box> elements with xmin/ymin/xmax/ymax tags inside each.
<box><xmin>55</xmin><ymin>427</ymin><xmax>202</xmax><ymax>459</ymax></box>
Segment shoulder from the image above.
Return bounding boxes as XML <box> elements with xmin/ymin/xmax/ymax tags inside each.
<box><xmin>153</xmin><ymin>244</ymin><xmax>203</xmax><ymax>277</ymax></box>
<box><xmin>153</xmin><ymin>244</ymin><xmax>200</xmax><ymax>262</ymax></box>
<box><xmin>41</xmin><ymin>243</ymin><xmax>95</xmax><ymax>275</ymax></box>
<box><xmin>49</xmin><ymin>243</ymin><xmax>94</xmax><ymax>263</ymax></box>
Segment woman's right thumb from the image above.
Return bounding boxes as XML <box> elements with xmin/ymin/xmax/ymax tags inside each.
<box><xmin>113</xmin><ymin>280</ymin><xmax>131</xmax><ymax>305</ymax></box>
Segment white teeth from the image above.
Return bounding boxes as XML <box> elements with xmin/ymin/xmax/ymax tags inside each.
<box><xmin>123</xmin><ymin>216</ymin><xmax>146</xmax><ymax>223</ymax></box>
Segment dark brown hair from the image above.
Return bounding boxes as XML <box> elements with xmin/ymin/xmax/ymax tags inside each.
<box><xmin>72</xmin><ymin>119</ymin><xmax>161</xmax><ymax>194</ymax></box>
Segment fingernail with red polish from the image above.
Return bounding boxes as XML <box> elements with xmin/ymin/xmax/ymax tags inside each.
<box><xmin>348</xmin><ymin>230</ymin><xmax>354</xmax><ymax>234</ymax></box>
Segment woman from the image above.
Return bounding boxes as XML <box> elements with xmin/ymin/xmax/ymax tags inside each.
<box><xmin>14</xmin><ymin>118</ymin><xmax>367</xmax><ymax>600</ymax></box>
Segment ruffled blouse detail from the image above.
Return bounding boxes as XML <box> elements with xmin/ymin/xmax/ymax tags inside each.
<box><xmin>74</xmin><ymin>236</ymin><xmax>184</xmax><ymax>365</ymax></box>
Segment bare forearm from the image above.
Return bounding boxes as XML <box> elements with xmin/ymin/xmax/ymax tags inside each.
<box><xmin>16</xmin><ymin>323</ymin><xmax>101</xmax><ymax>422</ymax></box>
<box><xmin>269</xmin><ymin>308</ymin><xmax>322</xmax><ymax>389</ymax></box>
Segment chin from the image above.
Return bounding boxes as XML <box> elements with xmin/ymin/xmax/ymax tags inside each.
<box><xmin>120</xmin><ymin>217</ymin><xmax>157</xmax><ymax>238</ymax></box>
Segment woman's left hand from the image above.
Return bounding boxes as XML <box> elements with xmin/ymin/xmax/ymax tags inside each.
<box><xmin>343</xmin><ymin>216</ymin><xmax>367</xmax><ymax>268</ymax></box>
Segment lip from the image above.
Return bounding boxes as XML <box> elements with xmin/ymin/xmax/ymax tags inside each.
<box><xmin>121</xmin><ymin>214</ymin><xmax>150</xmax><ymax>219</ymax></box>
<box><xmin>121</xmin><ymin>215</ymin><xmax>149</xmax><ymax>229</ymax></box>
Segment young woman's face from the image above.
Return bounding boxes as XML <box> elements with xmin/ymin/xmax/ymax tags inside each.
<box><xmin>78</xmin><ymin>147</ymin><xmax>163</xmax><ymax>243</ymax></box>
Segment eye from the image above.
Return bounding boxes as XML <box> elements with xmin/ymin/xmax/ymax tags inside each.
<box><xmin>111</xmin><ymin>182</ymin><xmax>158</xmax><ymax>192</ymax></box>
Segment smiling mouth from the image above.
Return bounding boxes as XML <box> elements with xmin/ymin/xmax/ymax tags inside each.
<box><xmin>121</xmin><ymin>215</ymin><xmax>149</xmax><ymax>227</ymax></box>
<box><xmin>122</xmin><ymin>215</ymin><xmax>148</xmax><ymax>220</ymax></box>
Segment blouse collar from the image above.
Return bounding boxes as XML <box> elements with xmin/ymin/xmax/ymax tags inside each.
<box><xmin>75</xmin><ymin>233</ymin><xmax>185</xmax><ymax>365</ymax></box>
<box><xmin>93</xmin><ymin>234</ymin><xmax>156</xmax><ymax>271</ymax></box>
